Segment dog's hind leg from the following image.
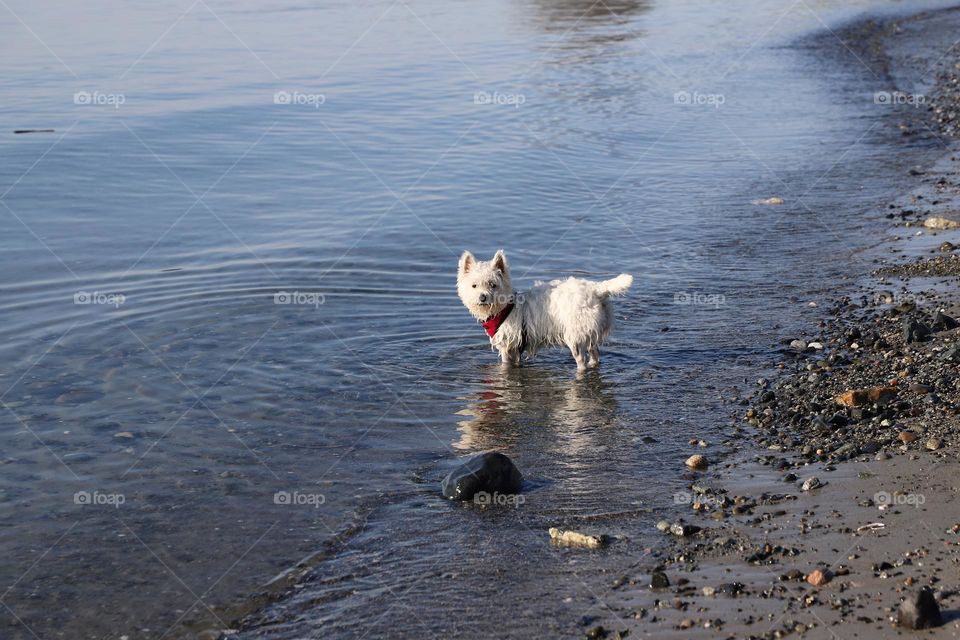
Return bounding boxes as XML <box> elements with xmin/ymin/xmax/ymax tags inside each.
<box><xmin>567</xmin><ymin>342</ymin><xmax>587</xmax><ymax>371</ymax></box>
<box><xmin>588</xmin><ymin>345</ymin><xmax>600</xmax><ymax>368</ymax></box>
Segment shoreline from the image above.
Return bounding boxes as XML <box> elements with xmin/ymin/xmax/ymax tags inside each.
<box><xmin>595</xmin><ymin>7</ymin><xmax>960</xmax><ymax>639</ymax></box>
<box><xmin>211</xmin><ymin>6</ymin><xmax>960</xmax><ymax>640</ymax></box>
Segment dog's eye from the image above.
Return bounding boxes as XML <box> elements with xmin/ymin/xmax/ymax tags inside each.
<box><xmin>471</xmin><ymin>284</ymin><xmax>477</xmax><ymax>288</ymax></box>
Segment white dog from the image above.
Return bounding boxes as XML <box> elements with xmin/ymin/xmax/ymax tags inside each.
<box><xmin>457</xmin><ymin>250</ymin><xmax>632</xmax><ymax>370</ymax></box>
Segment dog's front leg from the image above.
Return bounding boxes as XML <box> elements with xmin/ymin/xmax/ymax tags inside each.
<box><xmin>499</xmin><ymin>348</ymin><xmax>520</xmax><ymax>366</ymax></box>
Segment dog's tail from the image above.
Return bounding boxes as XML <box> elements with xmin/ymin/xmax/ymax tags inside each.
<box><xmin>594</xmin><ymin>273</ymin><xmax>633</xmax><ymax>298</ymax></box>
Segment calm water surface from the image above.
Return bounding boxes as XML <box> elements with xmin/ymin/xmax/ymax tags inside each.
<box><xmin>0</xmin><ymin>0</ymin><xmax>955</xmax><ymax>638</ymax></box>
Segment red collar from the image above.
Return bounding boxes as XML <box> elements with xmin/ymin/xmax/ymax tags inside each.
<box><xmin>480</xmin><ymin>303</ymin><xmax>515</xmax><ymax>337</ymax></box>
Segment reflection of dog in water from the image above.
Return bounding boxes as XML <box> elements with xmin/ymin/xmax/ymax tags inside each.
<box><xmin>454</xmin><ymin>366</ymin><xmax>618</xmax><ymax>453</ymax></box>
<box><xmin>457</xmin><ymin>250</ymin><xmax>632</xmax><ymax>370</ymax></box>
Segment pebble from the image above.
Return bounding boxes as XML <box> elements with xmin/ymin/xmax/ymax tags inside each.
<box><xmin>670</xmin><ymin>522</ymin><xmax>701</xmax><ymax>537</ymax></box>
<box><xmin>806</xmin><ymin>569</ymin><xmax>832</xmax><ymax>587</ymax></box>
<box><xmin>62</xmin><ymin>453</ymin><xmax>94</xmax><ymax>463</ymax></box>
<box><xmin>923</xmin><ymin>216</ymin><xmax>960</xmax><ymax>230</ymax></box>
<box><xmin>941</xmin><ymin>344</ymin><xmax>960</xmax><ymax>363</ymax></box>
<box><xmin>715</xmin><ymin>582</ymin><xmax>744</xmax><ymax>597</ymax></box>
<box><xmin>926</xmin><ymin>438</ymin><xmax>943</xmax><ymax>450</ymax></box>
<box><xmin>685</xmin><ymin>454</ymin><xmax>708</xmax><ymax>471</ymax></box>
<box><xmin>897</xmin><ymin>587</ymin><xmax>943</xmax><ymax>629</ymax></box>
<box><xmin>903</xmin><ymin>316</ymin><xmax>932</xmax><ymax>343</ymax></box>
<box><xmin>801</xmin><ymin>477</ymin><xmax>822</xmax><ymax>491</ymax></box>
<box><xmin>898</xmin><ymin>431</ymin><xmax>917</xmax><ymax>444</ymax></box>
<box><xmin>862</xmin><ymin>440</ymin><xmax>881</xmax><ymax>454</ymax></box>
<box><xmin>835</xmin><ymin>386</ymin><xmax>898</xmax><ymax>407</ymax></box>
<box><xmin>932</xmin><ymin>311</ymin><xmax>959</xmax><ymax>330</ymax></box>
<box><xmin>834</xmin><ymin>443</ymin><xmax>858</xmax><ymax>457</ymax></box>
<box><xmin>649</xmin><ymin>571</ymin><xmax>670</xmax><ymax>589</ymax></box>
<box><xmin>586</xmin><ymin>625</ymin><xmax>606</xmax><ymax>639</ymax></box>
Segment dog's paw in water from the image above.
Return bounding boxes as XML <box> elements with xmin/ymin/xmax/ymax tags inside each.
<box><xmin>456</xmin><ymin>249</ymin><xmax>632</xmax><ymax>371</ymax></box>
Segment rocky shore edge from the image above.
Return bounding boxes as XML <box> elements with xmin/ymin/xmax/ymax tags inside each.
<box><xmin>578</xmin><ymin>7</ymin><xmax>960</xmax><ymax>640</ymax></box>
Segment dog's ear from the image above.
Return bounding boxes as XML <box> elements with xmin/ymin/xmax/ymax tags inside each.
<box><xmin>458</xmin><ymin>250</ymin><xmax>476</xmax><ymax>277</ymax></box>
<box><xmin>492</xmin><ymin>249</ymin><xmax>508</xmax><ymax>274</ymax></box>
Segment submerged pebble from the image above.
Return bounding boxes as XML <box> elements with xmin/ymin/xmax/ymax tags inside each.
<box><xmin>549</xmin><ymin>527</ymin><xmax>608</xmax><ymax>549</ymax></box>
<box><xmin>685</xmin><ymin>454</ymin><xmax>708</xmax><ymax>471</ymax></box>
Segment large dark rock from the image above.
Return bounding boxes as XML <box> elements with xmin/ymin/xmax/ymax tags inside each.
<box><xmin>897</xmin><ymin>587</ymin><xmax>943</xmax><ymax>629</ymax></box>
<box><xmin>441</xmin><ymin>452</ymin><xmax>522</xmax><ymax>501</ymax></box>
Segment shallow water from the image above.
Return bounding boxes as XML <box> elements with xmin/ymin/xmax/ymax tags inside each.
<box><xmin>0</xmin><ymin>0</ymin><xmax>957</xmax><ymax>638</ymax></box>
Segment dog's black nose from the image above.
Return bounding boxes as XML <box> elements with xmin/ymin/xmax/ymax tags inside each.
<box><xmin>479</xmin><ymin>294</ymin><xmax>488</xmax><ymax>303</ymax></box>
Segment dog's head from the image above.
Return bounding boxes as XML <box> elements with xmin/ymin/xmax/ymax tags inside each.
<box><xmin>457</xmin><ymin>249</ymin><xmax>513</xmax><ymax>320</ymax></box>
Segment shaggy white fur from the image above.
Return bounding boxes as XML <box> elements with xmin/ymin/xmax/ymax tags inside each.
<box><xmin>457</xmin><ymin>250</ymin><xmax>633</xmax><ymax>370</ymax></box>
